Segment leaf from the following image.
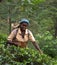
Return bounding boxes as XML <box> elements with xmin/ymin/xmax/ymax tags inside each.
<box><xmin>7</xmin><ymin>0</ymin><xmax>12</xmax><ymax>2</ymax></box>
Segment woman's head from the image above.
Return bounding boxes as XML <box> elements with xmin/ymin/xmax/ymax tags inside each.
<box><xmin>19</xmin><ymin>19</ymin><xmax>30</xmax><ymax>31</ymax></box>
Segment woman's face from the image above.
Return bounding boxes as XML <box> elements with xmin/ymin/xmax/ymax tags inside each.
<box><xmin>20</xmin><ymin>22</ymin><xmax>28</xmax><ymax>31</ymax></box>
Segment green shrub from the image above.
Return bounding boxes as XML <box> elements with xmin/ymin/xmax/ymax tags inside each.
<box><xmin>0</xmin><ymin>46</ymin><xmax>57</xmax><ymax>65</ymax></box>
<box><xmin>0</xmin><ymin>33</ymin><xmax>7</xmax><ymax>45</ymax></box>
<box><xmin>0</xmin><ymin>32</ymin><xmax>57</xmax><ymax>65</ymax></box>
<box><xmin>36</xmin><ymin>31</ymin><xmax>57</xmax><ymax>58</ymax></box>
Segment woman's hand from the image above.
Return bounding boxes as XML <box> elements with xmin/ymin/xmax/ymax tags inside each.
<box><xmin>32</xmin><ymin>41</ymin><xmax>43</xmax><ymax>54</ymax></box>
<box><xmin>39</xmin><ymin>50</ymin><xmax>43</xmax><ymax>54</ymax></box>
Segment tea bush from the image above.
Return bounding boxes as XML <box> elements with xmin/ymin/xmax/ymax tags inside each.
<box><xmin>0</xmin><ymin>32</ymin><xmax>57</xmax><ymax>65</ymax></box>
<box><xmin>0</xmin><ymin>46</ymin><xmax>57</xmax><ymax>65</ymax></box>
<box><xmin>0</xmin><ymin>33</ymin><xmax>7</xmax><ymax>45</ymax></box>
<box><xmin>36</xmin><ymin>31</ymin><xmax>57</xmax><ymax>58</ymax></box>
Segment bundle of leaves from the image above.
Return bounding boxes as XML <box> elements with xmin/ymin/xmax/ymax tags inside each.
<box><xmin>0</xmin><ymin>45</ymin><xmax>57</xmax><ymax>65</ymax></box>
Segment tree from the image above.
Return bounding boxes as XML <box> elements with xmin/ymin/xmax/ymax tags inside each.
<box><xmin>0</xmin><ymin>0</ymin><xmax>45</xmax><ymax>34</ymax></box>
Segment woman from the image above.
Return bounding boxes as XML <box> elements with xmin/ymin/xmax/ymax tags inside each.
<box><xmin>7</xmin><ymin>18</ymin><xmax>43</xmax><ymax>54</ymax></box>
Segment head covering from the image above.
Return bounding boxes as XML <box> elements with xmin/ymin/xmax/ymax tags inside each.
<box><xmin>20</xmin><ymin>18</ymin><xmax>29</xmax><ymax>25</ymax></box>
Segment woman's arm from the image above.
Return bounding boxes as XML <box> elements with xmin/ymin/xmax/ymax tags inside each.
<box><xmin>32</xmin><ymin>41</ymin><xmax>43</xmax><ymax>54</ymax></box>
<box><xmin>6</xmin><ymin>40</ymin><xmax>18</xmax><ymax>46</ymax></box>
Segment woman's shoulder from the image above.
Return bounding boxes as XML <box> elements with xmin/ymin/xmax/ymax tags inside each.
<box><xmin>27</xmin><ymin>29</ymin><xmax>32</xmax><ymax>34</ymax></box>
<box><xmin>11</xmin><ymin>28</ymin><xmax>18</xmax><ymax>34</ymax></box>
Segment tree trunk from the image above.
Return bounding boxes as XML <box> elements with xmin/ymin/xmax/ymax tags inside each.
<box><xmin>8</xmin><ymin>5</ymin><xmax>11</xmax><ymax>34</ymax></box>
<box><xmin>8</xmin><ymin>16</ymin><xmax>11</xmax><ymax>34</ymax></box>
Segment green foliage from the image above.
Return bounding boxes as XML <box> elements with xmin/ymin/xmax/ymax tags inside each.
<box><xmin>0</xmin><ymin>33</ymin><xmax>7</xmax><ymax>44</ymax></box>
<box><xmin>0</xmin><ymin>31</ymin><xmax>57</xmax><ymax>65</ymax></box>
<box><xmin>0</xmin><ymin>0</ymin><xmax>57</xmax><ymax>64</ymax></box>
<box><xmin>0</xmin><ymin>0</ymin><xmax>55</xmax><ymax>35</ymax></box>
<box><xmin>30</xmin><ymin>0</ymin><xmax>45</xmax><ymax>5</ymax></box>
<box><xmin>0</xmin><ymin>20</ymin><xmax>9</xmax><ymax>34</ymax></box>
<box><xmin>0</xmin><ymin>46</ymin><xmax>57</xmax><ymax>65</ymax></box>
<box><xmin>36</xmin><ymin>31</ymin><xmax>57</xmax><ymax>58</ymax></box>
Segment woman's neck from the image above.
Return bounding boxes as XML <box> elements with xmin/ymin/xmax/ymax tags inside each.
<box><xmin>20</xmin><ymin>28</ymin><xmax>25</xmax><ymax>38</ymax></box>
<box><xmin>20</xmin><ymin>28</ymin><xmax>25</xmax><ymax>32</ymax></box>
